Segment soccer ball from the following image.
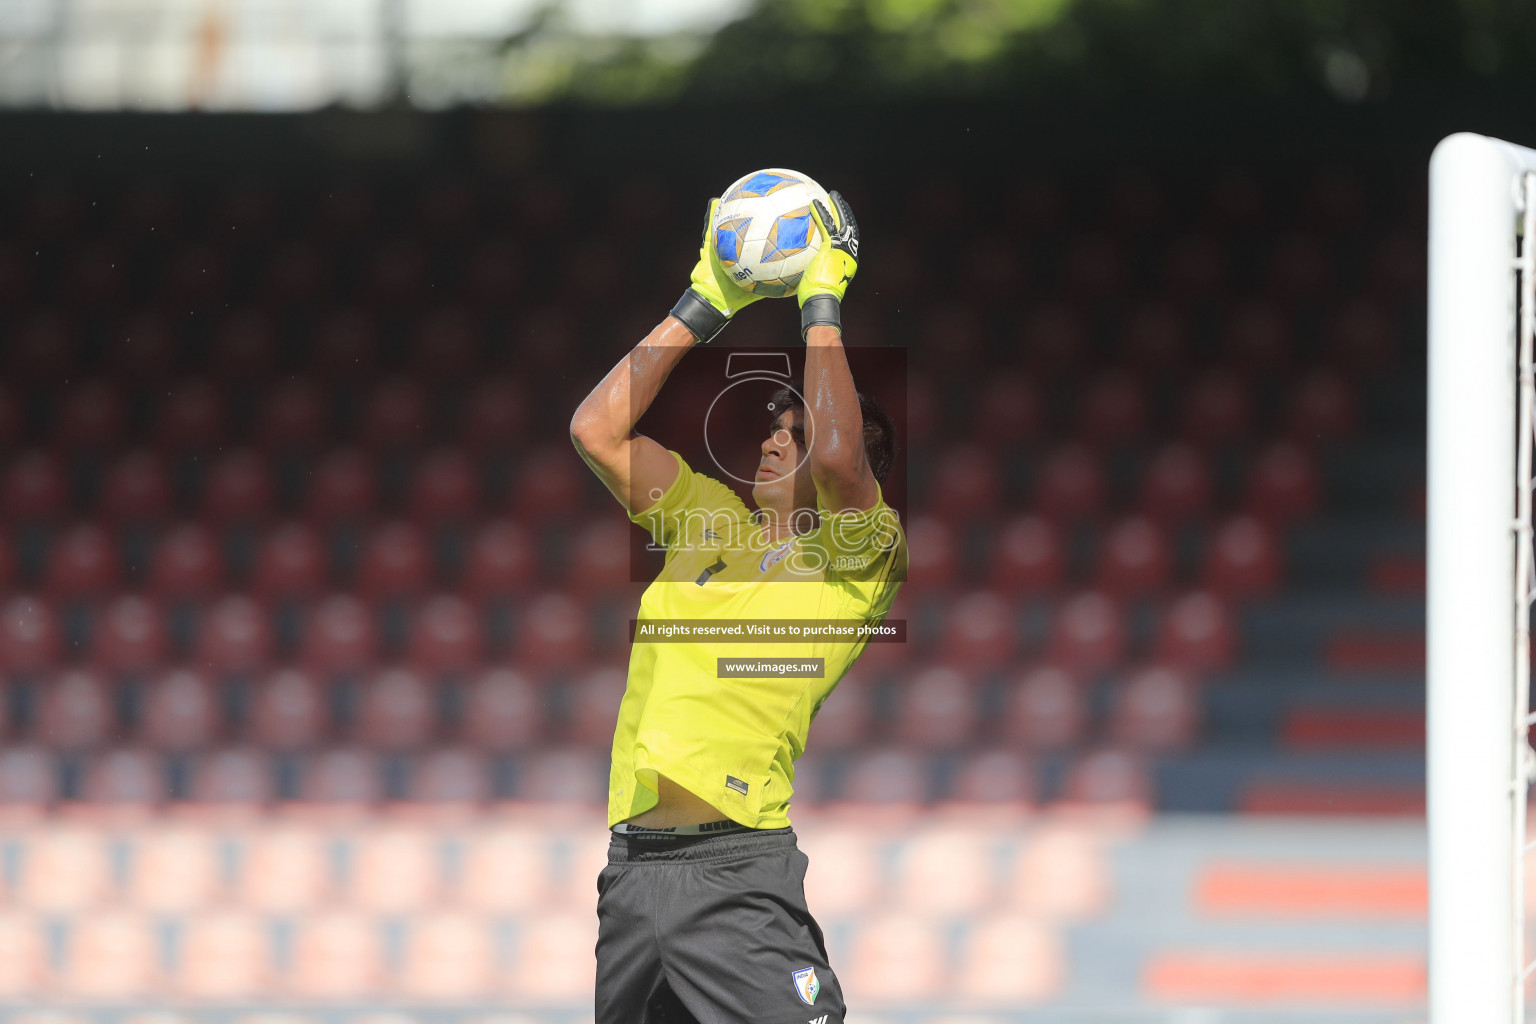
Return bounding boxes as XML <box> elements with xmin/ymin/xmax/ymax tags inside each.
<box><xmin>712</xmin><ymin>168</ymin><xmax>831</xmax><ymax>298</ymax></box>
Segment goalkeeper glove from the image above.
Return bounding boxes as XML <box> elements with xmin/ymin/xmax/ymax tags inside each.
<box><xmin>797</xmin><ymin>190</ymin><xmax>859</xmax><ymax>340</ymax></box>
<box><xmin>670</xmin><ymin>198</ymin><xmax>764</xmax><ymax>344</ymax></box>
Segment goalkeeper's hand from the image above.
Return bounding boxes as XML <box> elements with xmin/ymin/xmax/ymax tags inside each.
<box><xmin>669</xmin><ymin>199</ymin><xmax>763</xmax><ymax>345</ymax></box>
<box><xmin>797</xmin><ymin>190</ymin><xmax>859</xmax><ymax>339</ymax></box>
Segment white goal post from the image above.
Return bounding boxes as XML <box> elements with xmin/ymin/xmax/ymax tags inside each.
<box><xmin>1428</xmin><ymin>131</ymin><xmax>1536</xmax><ymax>1024</ymax></box>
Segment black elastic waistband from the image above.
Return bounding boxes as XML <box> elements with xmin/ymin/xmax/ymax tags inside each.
<box><xmin>608</xmin><ymin>825</ymin><xmax>796</xmax><ymax>863</ymax></box>
<box><xmin>611</xmin><ymin>819</ymin><xmax>753</xmax><ymax>838</ymax></box>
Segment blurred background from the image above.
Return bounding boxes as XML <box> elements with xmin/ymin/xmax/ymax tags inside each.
<box><xmin>4</xmin><ymin>0</ymin><xmax>1530</xmax><ymax>1021</ymax></box>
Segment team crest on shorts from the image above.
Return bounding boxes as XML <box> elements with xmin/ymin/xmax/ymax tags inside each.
<box><xmin>760</xmin><ymin>539</ymin><xmax>795</xmax><ymax>573</ymax></box>
<box><xmin>791</xmin><ymin>966</ymin><xmax>819</xmax><ymax>1005</ymax></box>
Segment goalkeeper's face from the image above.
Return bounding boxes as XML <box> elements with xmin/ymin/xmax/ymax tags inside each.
<box><xmin>752</xmin><ymin>409</ymin><xmax>817</xmax><ymax>515</ymax></box>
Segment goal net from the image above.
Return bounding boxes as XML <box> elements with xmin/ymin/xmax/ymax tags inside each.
<box><xmin>1429</xmin><ymin>132</ymin><xmax>1536</xmax><ymax>1023</ymax></box>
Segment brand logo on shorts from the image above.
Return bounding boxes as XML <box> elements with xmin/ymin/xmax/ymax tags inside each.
<box><xmin>808</xmin><ymin>1017</ymin><xmax>828</xmax><ymax>1024</ymax></box>
<box><xmin>792</xmin><ymin>966</ymin><xmax>819</xmax><ymax>1005</ymax></box>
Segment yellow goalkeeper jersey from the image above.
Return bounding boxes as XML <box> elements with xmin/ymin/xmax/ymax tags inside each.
<box><xmin>609</xmin><ymin>450</ymin><xmax>906</xmax><ymax>828</ymax></box>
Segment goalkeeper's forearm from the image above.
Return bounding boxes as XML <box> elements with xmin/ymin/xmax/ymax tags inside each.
<box><xmin>805</xmin><ymin>325</ymin><xmax>876</xmax><ymax>511</ymax></box>
<box><xmin>569</xmin><ymin>317</ymin><xmax>695</xmax><ymax>455</ymax></box>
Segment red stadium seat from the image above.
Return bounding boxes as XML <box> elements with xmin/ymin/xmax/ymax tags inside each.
<box><xmin>251</xmin><ymin>522</ymin><xmax>328</xmax><ymax>600</ymax></box>
<box><xmin>208</xmin><ymin>309</ymin><xmax>278</xmax><ymax>379</ymax></box>
<box><xmin>891</xmin><ymin>827</ymin><xmax>996</xmax><ymax>917</ymax></box>
<box><xmin>0</xmin><ymin>385</ymin><xmax>17</xmax><ymax>449</ymax></box>
<box><xmin>841</xmin><ymin>748</ymin><xmax>932</xmax><ymax>805</ymax></box>
<box><xmin>0</xmin><ymin>914</ymin><xmax>47</xmax><ymax>997</ymax></box>
<box><xmin>347</xmin><ymin>826</ymin><xmax>440</xmax><ymax>912</ymax></box>
<box><xmin>806</xmin><ymin>671</ymin><xmax>874</xmax><ymax>752</ymax></box>
<box><xmin>989</xmin><ymin>515</ymin><xmax>1065</xmax><ymax>594</ymax></box>
<box><xmin>59</xmin><ymin>911</ymin><xmax>161</xmax><ymax>999</ymax></box>
<box><xmin>0</xmin><ymin>597</ymin><xmax>64</xmax><ymax>674</ymax></box>
<box><xmin>45</xmin><ymin>523</ymin><xmax>121</xmax><ymax>598</ymax></box>
<box><xmin>1266</xmin><ymin>232</ymin><xmax>1329</xmax><ymax>301</ymax></box>
<box><xmin>1137</xmin><ymin>444</ymin><xmax>1213</xmax><ymax>523</ymax></box>
<box><xmin>1223</xmin><ymin>301</ymin><xmax>1292</xmax><ymax>374</ymax></box>
<box><xmin>1324</xmin><ymin>299</ymin><xmax>1396</xmax><ymax>376</ymax></box>
<box><xmin>515</xmin><ymin>747</ymin><xmax>605</xmax><ymax>804</ymax></box>
<box><xmin>139</xmin><ymin>668</ymin><xmax>220</xmax><ymax>751</ymax></box>
<box><xmin>1047</xmin><ymin>592</ymin><xmax>1125</xmax><ymax>673</ymax></box>
<box><xmin>839</xmin><ymin>912</ymin><xmax>944</xmax><ymax>1003</ymax></box>
<box><xmin>0</xmin><ymin>747</ymin><xmax>59</xmax><ymax>808</ymax></box>
<box><xmin>1077</xmin><ymin>373</ymin><xmax>1147</xmax><ymax>446</ymax></box>
<box><xmin>1035</xmin><ymin>445</ymin><xmax>1105</xmax><ymax>522</ymax></box>
<box><xmin>799</xmin><ymin>828</ymin><xmax>881</xmax><ymax>917</ymax></box>
<box><xmin>0</xmin><ymin>535</ymin><xmax>14</xmax><ymax>594</ymax></box>
<box><xmin>564</xmin><ymin>666</ymin><xmax>625</xmax><ymax>747</ymax></box>
<box><xmin>1201</xmin><ymin>515</ymin><xmax>1281</xmax><ymax>598</ymax></box>
<box><xmin>33</xmin><ymin>669</ymin><xmax>113</xmax><ymax>750</ymax></box>
<box><xmin>515</xmin><ymin>592</ymin><xmax>588</xmax><ymax>669</ymax></box>
<box><xmin>125</xmin><ymin>825</ymin><xmax>222</xmax><ymax>912</ymax></box>
<box><xmin>91</xmin><ymin>594</ymin><xmax>168</xmax><ymax>674</ymax></box>
<box><xmin>1064</xmin><ymin>233</ymin><xmax>1124</xmax><ymax>297</ymax></box>
<box><xmin>507</xmin><ymin>911</ymin><xmax>597</xmax><ymax>1002</ymax></box>
<box><xmin>417</xmin><ymin>177</ymin><xmax>480</xmax><ymax>237</ymax></box>
<box><xmin>54</xmin><ymin>379</ymin><xmax>123</xmax><ymax>449</ymax></box>
<box><xmin>364</xmin><ymin>240</ymin><xmax>427</xmax><ymax>306</ymax></box>
<box><xmin>408</xmin><ymin>449</ymin><xmax>480</xmax><ymax>523</ymax></box>
<box><xmin>407</xmin><ymin>747</ymin><xmax>494</xmax><ymax>804</ymax></box>
<box><xmin>173</xmin><ymin>911</ymin><xmax>271</xmax><ymax>1000</ymax></box>
<box><xmin>1119</xmin><ymin>301</ymin><xmax>1190</xmax><ymax>372</ymax></box>
<box><xmin>356</xmin><ymin>520</ymin><xmax>433</xmax><ymax>598</ymax></box>
<box><xmin>410</xmin><ymin>306</ymin><xmax>481</xmax><ymax>380</ymax></box>
<box><xmin>359</xmin><ymin>377</ymin><xmax>428</xmax><ymax>449</ymax></box>
<box><xmin>9</xmin><ymin>308</ymin><xmax>76</xmax><ymax>382</ymax></box>
<box><xmin>1153</xmin><ymin>591</ymin><xmax>1237</xmax><ymax>672</ymax></box>
<box><xmin>199</xmin><ymin>449</ymin><xmax>274</xmax><ymax>525</ymax></box>
<box><xmin>1108</xmin><ymin>665</ymin><xmax>1200</xmax><ymax>751</ymax></box>
<box><xmin>355</xmin><ymin>667</ymin><xmax>437</xmax><ymax>750</ymax></box>
<box><xmin>304</xmin><ymin>449</ymin><xmax>378</xmax><ymax>524</ymax></box>
<box><xmin>160</xmin><ymin>242</ymin><xmax>228</xmax><ymax>307</ymax></box>
<box><xmin>2</xmin><ymin>451</ymin><xmax>69</xmax><ymax>523</ymax></box>
<box><xmin>186</xmin><ymin>747</ymin><xmax>276</xmax><ymax>805</ymax></box>
<box><xmin>247</xmin><ymin>668</ymin><xmax>329</xmax><ymax>750</ymax></box>
<box><xmin>971</xmin><ymin>372</ymin><xmax>1044</xmax><ymax>447</ymax></box>
<box><xmin>398</xmin><ymin>912</ymin><xmax>494</xmax><ymax>1001</ymax></box>
<box><xmin>1093</xmin><ymin>516</ymin><xmax>1172</xmax><ymax>597</ymax></box>
<box><xmin>407</xmin><ymin>595</ymin><xmax>483</xmax><ymax>674</ymax></box>
<box><xmin>1180</xmin><ymin>370</ymin><xmax>1254</xmax><ymax>446</ymax></box>
<box><xmin>456</xmin><ymin>825</ymin><xmax>554</xmax><ymax>912</ymax></box>
<box><xmin>259</xmin><ymin>379</ymin><xmax>326</xmax><ymax>449</ymax></box>
<box><xmin>286</xmin><ymin>911</ymin><xmax>383</xmax><ymax>1000</ymax></box>
<box><xmin>1243</xmin><ymin>442</ymin><xmax>1319</xmax><ymax>524</ymax></box>
<box><xmin>904</xmin><ymin>516</ymin><xmax>958</xmax><ymax>589</ymax></box>
<box><xmin>17</xmin><ymin>826</ymin><xmax>109</xmax><ymax>911</ymax></box>
<box><xmin>265</xmin><ymin>241</ymin><xmax>329</xmax><ymax>309</ymax></box>
<box><xmin>309</xmin><ymin>307</ymin><xmax>377</xmax><ymax>380</ymax></box>
<box><xmin>462</xmin><ymin>519</ymin><xmax>535</xmax><ymax>598</ymax></box>
<box><xmin>299</xmin><ymin>594</ymin><xmax>379</xmax><ymax>676</ymax></box>
<box><xmin>296</xmin><ymin>747</ymin><xmax>385</xmax><ymax>805</ymax></box>
<box><xmin>459</xmin><ymin>667</ymin><xmax>542</xmax><ymax>750</ymax></box>
<box><xmin>955</xmin><ymin>914</ymin><xmax>1064</xmax><ymax>1003</ymax></box>
<box><xmin>100</xmin><ymin>451</ymin><xmax>173</xmax><ymax>524</ymax></box>
<box><xmin>79</xmin><ymin>747</ymin><xmax>168</xmax><ymax>806</ymax></box>
<box><xmin>1286</xmin><ymin>368</ymin><xmax>1358</xmax><ymax>445</ymax></box>
<box><xmin>1000</xmin><ymin>664</ymin><xmax>1087</xmax><ymax>750</ymax></box>
<box><xmin>938</xmin><ymin>590</ymin><xmax>1018</xmax><ymax>668</ymax></box>
<box><xmin>194</xmin><ymin>595</ymin><xmax>273</xmax><ymax>675</ymax></box>
<box><xmin>1060</xmin><ymin>748</ymin><xmax>1153</xmax><ymax>808</ymax></box>
<box><xmin>947</xmin><ymin>748</ymin><xmax>1038</xmax><ymax>806</ymax></box>
<box><xmin>147</xmin><ymin>523</ymin><xmax>225</xmax><ymax>599</ymax></box>
<box><xmin>460</xmin><ymin>377</ymin><xmax>529</xmax><ymax>450</ymax></box>
<box><xmin>928</xmin><ymin>445</ymin><xmax>1000</xmax><ymax>522</ymax></box>
<box><xmin>511</xmin><ymin>446</ymin><xmax>588</xmax><ymax>523</ymax></box>
<box><xmin>237</xmin><ymin>825</ymin><xmax>332</xmax><ymax>912</ymax></box>
<box><xmin>566</xmin><ymin>517</ymin><xmax>633</xmax><ymax>595</ymax></box>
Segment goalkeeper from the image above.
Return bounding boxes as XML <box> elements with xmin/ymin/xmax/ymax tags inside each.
<box><xmin>570</xmin><ymin>191</ymin><xmax>905</xmax><ymax>1024</ymax></box>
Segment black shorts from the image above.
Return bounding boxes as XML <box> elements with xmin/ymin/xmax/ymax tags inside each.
<box><xmin>595</xmin><ymin>825</ymin><xmax>846</xmax><ymax>1024</ymax></box>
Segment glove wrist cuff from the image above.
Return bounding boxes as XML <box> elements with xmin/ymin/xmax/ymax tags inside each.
<box><xmin>671</xmin><ymin>288</ymin><xmax>730</xmax><ymax>344</ymax></box>
<box><xmin>800</xmin><ymin>295</ymin><xmax>842</xmax><ymax>340</ymax></box>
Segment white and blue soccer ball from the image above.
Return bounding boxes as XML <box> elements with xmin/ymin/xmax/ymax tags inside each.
<box><xmin>712</xmin><ymin>168</ymin><xmax>831</xmax><ymax>298</ymax></box>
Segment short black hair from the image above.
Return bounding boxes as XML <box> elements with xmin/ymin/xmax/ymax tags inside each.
<box><xmin>769</xmin><ymin>386</ymin><xmax>897</xmax><ymax>485</ymax></box>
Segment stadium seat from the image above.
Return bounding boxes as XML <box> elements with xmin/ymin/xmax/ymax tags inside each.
<box><xmin>309</xmin><ymin>306</ymin><xmax>377</xmax><ymax>380</ymax></box>
<box><xmin>1046</xmin><ymin>592</ymin><xmax>1126</xmax><ymax>673</ymax></box>
<box><xmin>988</xmin><ymin>514</ymin><xmax>1065</xmax><ymax>594</ymax></box>
<box><xmin>347</xmin><ymin>826</ymin><xmax>441</xmax><ymax>912</ymax></box>
<box><xmin>938</xmin><ymin>590</ymin><xmax>1018</xmax><ymax>668</ymax></box>
<box><xmin>1324</xmin><ymin>299</ymin><xmax>1396</xmax><ymax>376</ymax></box>
<box><xmin>406</xmin><ymin>594</ymin><xmax>483</xmax><ymax>673</ymax></box>
<box><xmin>1003</xmin><ymin>826</ymin><xmax>1112</xmax><ymax>919</ymax></box>
<box><xmin>408</xmin><ymin>449</ymin><xmax>481</xmax><ymax>523</ymax></box>
<box><xmin>904</xmin><ymin>515</ymin><xmax>958</xmax><ymax>589</ymax></box>
<box><xmin>185</xmin><ymin>747</ymin><xmax>276</xmax><ymax>805</ymax></box>
<box><xmin>359</xmin><ymin>377</ymin><xmax>428</xmax><ymax>449</ymax></box>
<box><xmin>1223</xmin><ymin>301</ymin><xmax>1291</xmax><ymax>375</ymax></box>
<box><xmin>927</xmin><ymin>445</ymin><xmax>1000</xmax><ymax>522</ymax></box>
<box><xmin>1064</xmin><ymin>233</ymin><xmax>1123</xmax><ymax>297</ymax></box>
<box><xmin>1060</xmin><ymin>749</ymin><xmax>1153</xmax><ymax>808</ymax></box>
<box><xmin>194</xmin><ymin>595</ymin><xmax>273</xmax><ymax>674</ymax></box>
<box><xmin>33</xmin><ymin>669</ymin><xmax>113</xmax><ymax>750</ymax></box>
<box><xmin>1093</xmin><ymin>516</ymin><xmax>1173</xmax><ymax>597</ymax></box>
<box><xmin>208</xmin><ymin>309</ymin><xmax>278</xmax><ymax>379</ymax></box>
<box><xmin>456</xmin><ymin>825</ymin><xmax>554</xmax><ymax>911</ymax></box>
<box><xmin>9</xmin><ymin>305</ymin><xmax>76</xmax><ymax>381</ymax></box>
<box><xmin>259</xmin><ymin>379</ymin><xmax>327</xmax><ymax>450</ymax></box>
<box><xmin>1153</xmin><ymin>591</ymin><xmax>1237</xmax><ymax>672</ymax></box>
<box><xmin>406</xmin><ymin>747</ymin><xmax>494</xmax><ymax>804</ymax></box>
<box><xmin>45</xmin><ymin>523</ymin><xmax>122</xmax><ymax>598</ymax></box>
<box><xmin>840</xmin><ymin>912</ymin><xmax>944</xmax><ymax>1003</ymax></box>
<box><xmin>0</xmin><ymin>597</ymin><xmax>63</xmax><ymax>675</ymax></box>
<box><xmin>355</xmin><ymin>668</ymin><xmax>437</xmax><ymax>750</ymax></box>
<box><xmin>147</xmin><ymin>523</ymin><xmax>225</xmax><ymax>599</ymax></box>
<box><xmin>514</xmin><ymin>747</ymin><xmax>605</xmax><ymax>804</ymax></box>
<box><xmin>1180</xmin><ymin>370</ymin><xmax>1254</xmax><ymax>446</ymax></box>
<box><xmin>947</xmin><ymin>748</ymin><xmax>1038</xmax><ymax>807</ymax></box>
<box><xmin>138</xmin><ymin>668</ymin><xmax>221</xmax><ymax>751</ymax></box>
<box><xmin>1267</xmin><ymin>232</ymin><xmax>1329</xmax><ymax>301</ymax></box>
<box><xmin>460</xmin><ymin>377</ymin><xmax>529</xmax><ymax>451</ymax></box>
<box><xmin>286</xmin><ymin>911</ymin><xmax>383</xmax><ymax>1000</ymax></box>
<box><xmin>125</xmin><ymin>826</ymin><xmax>222</xmax><ymax>911</ymax></box>
<box><xmin>252</xmin><ymin>522</ymin><xmax>328</xmax><ymax>600</ymax></box>
<box><xmin>304</xmin><ymin>449</ymin><xmax>379</xmax><ymax>524</ymax></box>
<box><xmin>161</xmin><ymin>241</ymin><xmax>228</xmax><ymax>307</ymax></box>
<box><xmin>1286</xmin><ymin>368</ymin><xmax>1359</xmax><ymax>445</ymax></box>
<box><xmin>566</xmin><ymin>517</ymin><xmax>633</xmax><ymax>595</ymax></box>
<box><xmin>0</xmin><ymin>747</ymin><xmax>59</xmax><ymax>808</ymax></box>
<box><xmin>1035</xmin><ymin>445</ymin><xmax>1105</xmax><ymax>522</ymax></box>
<box><xmin>16</xmin><ymin>827</ymin><xmax>111</xmax><ymax>910</ymax></box>
<box><xmin>841</xmin><ymin>748</ymin><xmax>932</xmax><ymax>805</ymax></box>
<box><xmin>462</xmin><ymin>239</ymin><xmax>525</xmax><ymax>307</ymax></box>
<box><xmin>246</xmin><ymin>668</ymin><xmax>328</xmax><ymax>750</ymax></box>
<box><xmin>363</xmin><ymin>240</ymin><xmax>427</xmax><ymax>306</ymax></box>
<box><xmin>264</xmin><ymin>243</ymin><xmax>328</xmax><ymax>309</ymax></box>
<box><xmin>0</xmin><ymin>385</ymin><xmax>17</xmax><ymax>449</ymax></box>
<box><xmin>237</xmin><ymin>826</ymin><xmax>332</xmax><ymax>912</ymax></box>
<box><xmin>410</xmin><ymin>306</ymin><xmax>481</xmax><ymax>381</ymax></box>
<box><xmin>799</xmin><ymin>827</ymin><xmax>882</xmax><ymax>916</ymax></box>
<box><xmin>891</xmin><ymin>827</ymin><xmax>996</xmax><ymax>916</ymax></box>
<box><xmin>60</xmin><ymin>911</ymin><xmax>162</xmax><ymax>999</ymax></box>
<box><xmin>299</xmin><ymin>595</ymin><xmax>379</xmax><ymax>676</ymax></box>
<box><xmin>462</xmin><ymin>519</ymin><xmax>535</xmax><ymax>598</ymax></box>
<box><xmin>0</xmin><ymin>914</ymin><xmax>47</xmax><ymax>997</ymax></box>
<box><xmin>356</xmin><ymin>520</ymin><xmax>433</xmax><ymax>597</ymax></box>
<box><xmin>79</xmin><ymin>747</ymin><xmax>169</xmax><ymax>806</ymax></box>
<box><xmin>511</xmin><ymin>446</ymin><xmax>587</xmax><ymax>523</ymax></box>
<box><xmin>91</xmin><ymin>594</ymin><xmax>168</xmax><ymax>674</ymax></box>
<box><xmin>1201</xmin><ymin>515</ymin><xmax>1281</xmax><ymax>598</ymax></box>
<box><xmin>514</xmin><ymin>592</ymin><xmax>588</xmax><ymax>668</ymax></box>
<box><xmin>892</xmin><ymin>666</ymin><xmax>980</xmax><ymax>750</ymax></box>
<box><xmin>1136</xmin><ymin>444</ymin><xmax>1213</xmax><ymax>523</ymax></box>
<box><xmin>54</xmin><ymin>378</ymin><xmax>123</xmax><ymax>449</ymax></box>
<box><xmin>1077</xmin><ymin>373</ymin><xmax>1147</xmax><ymax>445</ymax></box>
<box><xmin>806</xmin><ymin>670</ymin><xmax>874</xmax><ymax>752</ymax></box>
<box><xmin>1120</xmin><ymin>301</ymin><xmax>1191</xmax><ymax>374</ymax></box>
<box><xmin>100</xmin><ymin>450</ymin><xmax>174</xmax><ymax>524</ymax></box>
<box><xmin>398</xmin><ymin>912</ymin><xmax>494</xmax><ymax>1001</ymax></box>
<box><xmin>296</xmin><ymin>747</ymin><xmax>385</xmax><ymax>805</ymax></box>
<box><xmin>173</xmin><ymin>911</ymin><xmax>271</xmax><ymax>1001</ymax></box>
<box><xmin>2</xmin><ymin>451</ymin><xmax>69</xmax><ymax>523</ymax></box>
<box><xmin>199</xmin><ymin>449</ymin><xmax>274</xmax><ymax>525</ymax></box>
<box><xmin>416</xmin><ymin>177</ymin><xmax>479</xmax><ymax>237</ymax></box>
<box><xmin>970</xmin><ymin>371</ymin><xmax>1044</xmax><ymax>447</ymax></box>
<box><xmin>1108</xmin><ymin>666</ymin><xmax>1201</xmax><ymax>750</ymax></box>
<box><xmin>1000</xmin><ymin>665</ymin><xmax>1087</xmax><ymax>750</ymax></box>
<box><xmin>563</xmin><ymin>666</ymin><xmax>625</xmax><ymax>747</ymax></box>
<box><xmin>955</xmin><ymin>914</ymin><xmax>1065</xmax><ymax>1004</ymax></box>
<box><xmin>507</xmin><ymin>912</ymin><xmax>596</xmax><ymax>1001</ymax></box>
<box><xmin>1243</xmin><ymin>441</ymin><xmax>1319</xmax><ymax>523</ymax></box>
<box><xmin>459</xmin><ymin>667</ymin><xmax>542</xmax><ymax>750</ymax></box>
